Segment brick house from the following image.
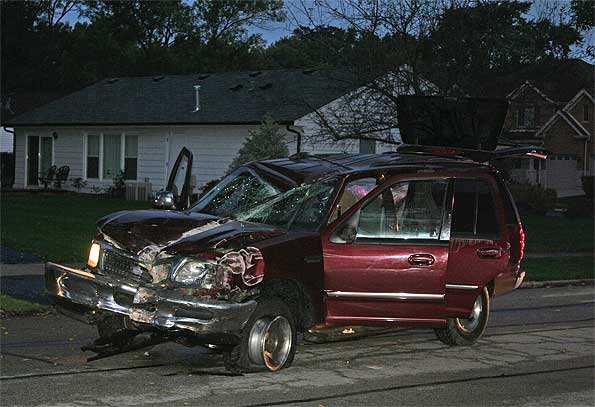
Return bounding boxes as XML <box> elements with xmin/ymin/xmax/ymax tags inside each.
<box><xmin>482</xmin><ymin>59</ymin><xmax>594</xmax><ymax>197</ymax></box>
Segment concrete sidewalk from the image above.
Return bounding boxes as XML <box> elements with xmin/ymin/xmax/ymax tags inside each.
<box><xmin>0</xmin><ymin>263</ymin><xmax>83</xmax><ymax>276</ymax></box>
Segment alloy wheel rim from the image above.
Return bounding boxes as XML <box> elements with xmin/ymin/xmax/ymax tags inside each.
<box><xmin>248</xmin><ymin>316</ymin><xmax>292</xmax><ymax>371</ymax></box>
<box><xmin>456</xmin><ymin>295</ymin><xmax>483</xmax><ymax>333</ymax></box>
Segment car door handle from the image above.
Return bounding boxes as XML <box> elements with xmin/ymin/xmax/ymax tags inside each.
<box><xmin>477</xmin><ymin>248</ymin><xmax>502</xmax><ymax>259</ymax></box>
<box><xmin>408</xmin><ymin>254</ymin><xmax>435</xmax><ymax>266</ymax></box>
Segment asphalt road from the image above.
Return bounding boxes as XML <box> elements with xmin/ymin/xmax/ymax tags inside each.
<box><xmin>0</xmin><ymin>285</ymin><xmax>593</xmax><ymax>406</ymax></box>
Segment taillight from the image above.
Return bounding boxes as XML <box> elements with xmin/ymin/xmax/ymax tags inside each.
<box><xmin>519</xmin><ymin>224</ymin><xmax>525</xmax><ymax>261</ymax></box>
<box><xmin>516</xmin><ymin>224</ymin><xmax>525</xmax><ymax>273</ymax></box>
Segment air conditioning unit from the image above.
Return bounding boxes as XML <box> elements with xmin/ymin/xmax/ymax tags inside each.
<box><xmin>125</xmin><ymin>179</ymin><xmax>152</xmax><ymax>201</ymax></box>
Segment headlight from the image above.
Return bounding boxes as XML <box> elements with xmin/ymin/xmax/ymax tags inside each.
<box><xmin>171</xmin><ymin>259</ymin><xmax>217</xmax><ymax>287</ymax></box>
<box><xmin>88</xmin><ymin>243</ymin><xmax>101</xmax><ymax>268</ymax></box>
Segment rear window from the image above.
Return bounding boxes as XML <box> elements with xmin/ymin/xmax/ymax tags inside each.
<box><xmin>452</xmin><ymin>179</ymin><xmax>499</xmax><ymax>238</ymax></box>
<box><xmin>495</xmin><ymin>176</ymin><xmax>520</xmax><ymax>224</ymax></box>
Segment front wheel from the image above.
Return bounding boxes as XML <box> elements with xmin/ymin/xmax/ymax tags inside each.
<box><xmin>435</xmin><ymin>287</ymin><xmax>490</xmax><ymax>346</ymax></box>
<box><xmin>224</xmin><ymin>297</ymin><xmax>297</xmax><ymax>373</ymax></box>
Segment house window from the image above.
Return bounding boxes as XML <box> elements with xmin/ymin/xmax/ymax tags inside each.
<box><xmin>359</xmin><ymin>139</ymin><xmax>376</xmax><ymax>154</ymax></box>
<box><xmin>124</xmin><ymin>135</ymin><xmax>138</xmax><ymax>180</ymax></box>
<box><xmin>87</xmin><ymin>135</ymin><xmax>100</xmax><ymax>179</ymax></box>
<box><xmin>517</xmin><ymin>105</ymin><xmax>537</xmax><ymax>128</ymax></box>
<box><xmin>103</xmin><ymin>134</ymin><xmax>121</xmax><ymax>179</ymax></box>
<box><xmin>584</xmin><ymin>104</ymin><xmax>591</xmax><ymax>122</ymax></box>
<box><xmin>85</xmin><ymin>133</ymin><xmax>138</xmax><ymax>180</ymax></box>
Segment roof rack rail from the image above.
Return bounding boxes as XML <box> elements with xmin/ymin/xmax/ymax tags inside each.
<box><xmin>288</xmin><ymin>152</ymin><xmax>352</xmax><ymax>170</ymax></box>
<box><xmin>396</xmin><ymin>144</ymin><xmax>549</xmax><ymax>163</ymax></box>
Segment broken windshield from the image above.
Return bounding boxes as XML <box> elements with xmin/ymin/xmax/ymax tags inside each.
<box><xmin>190</xmin><ymin>168</ymin><xmax>285</xmax><ymax>217</ymax></box>
<box><xmin>232</xmin><ymin>178</ymin><xmax>337</xmax><ymax>232</ymax></box>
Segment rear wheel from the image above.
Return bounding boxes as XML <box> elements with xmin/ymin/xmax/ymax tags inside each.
<box><xmin>224</xmin><ymin>297</ymin><xmax>297</xmax><ymax>373</ymax></box>
<box><xmin>435</xmin><ymin>287</ymin><xmax>490</xmax><ymax>346</ymax></box>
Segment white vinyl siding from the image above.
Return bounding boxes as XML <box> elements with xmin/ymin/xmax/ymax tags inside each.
<box><xmin>14</xmin><ymin>130</ymin><xmax>26</xmax><ymax>187</ymax></box>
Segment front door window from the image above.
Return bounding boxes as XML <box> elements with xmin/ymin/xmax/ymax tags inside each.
<box><xmin>166</xmin><ymin>147</ymin><xmax>193</xmax><ymax>210</ymax></box>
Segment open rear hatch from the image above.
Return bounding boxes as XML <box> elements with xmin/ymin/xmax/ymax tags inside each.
<box><xmin>396</xmin><ymin>95</ymin><xmax>548</xmax><ymax>162</ymax></box>
<box><xmin>396</xmin><ymin>95</ymin><xmax>509</xmax><ymax>150</ymax></box>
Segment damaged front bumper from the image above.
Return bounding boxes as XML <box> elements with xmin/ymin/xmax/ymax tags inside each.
<box><xmin>45</xmin><ymin>262</ymin><xmax>257</xmax><ymax>336</ymax></box>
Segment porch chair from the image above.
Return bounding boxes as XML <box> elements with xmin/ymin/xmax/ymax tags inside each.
<box><xmin>38</xmin><ymin>165</ymin><xmax>57</xmax><ymax>189</ymax></box>
<box><xmin>53</xmin><ymin>166</ymin><xmax>70</xmax><ymax>189</ymax></box>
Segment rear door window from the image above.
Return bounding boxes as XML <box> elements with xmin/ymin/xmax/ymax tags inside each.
<box><xmin>355</xmin><ymin>179</ymin><xmax>448</xmax><ymax>241</ymax></box>
<box><xmin>452</xmin><ymin>179</ymin><xmax>499</xmax><ymax>238</ymax></box>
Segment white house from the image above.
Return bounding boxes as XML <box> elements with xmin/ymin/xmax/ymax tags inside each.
<box><xmin>1</xmin><ymin>127</ymin><xmax>13</xmax><ymax>153</ymax></box>
<box><xmin>7</xmin><ymin>69</ymin><xmax>403</xmax><ymax>194</ymax></box>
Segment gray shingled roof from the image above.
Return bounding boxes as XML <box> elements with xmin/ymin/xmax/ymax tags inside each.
<box><xmin>7</xmin><ymin>69</ymin><xmax>358</xmax><ymax>126</ymax></box>
<box><xmin>478</xmin><ymin>59</ymin><xmax>594</xmax><ymax>102</ymax></box>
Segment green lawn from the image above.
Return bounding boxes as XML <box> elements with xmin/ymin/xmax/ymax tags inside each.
<box><xmin>522</xmin><ymin>214</ymin><xmax>593</xmax><ymax>254</ymax></box>
<box><xmin>522</xmin><ymin>256</ymin><xmax>594</xmax><ymax>281</ymax></box>
<box><xmin>0</xmin><ymin>295</ymin><xmax>48</xmax><ymax>316</ymax></box>
<box><xmin>1</xmin><ymin>192</ymin><xmax>151</xmax><ymax>262</ymax></box>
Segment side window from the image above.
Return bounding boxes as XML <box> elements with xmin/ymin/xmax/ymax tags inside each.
<box><xmin>328</xmin><ymin>177</ymin><xmax>377</xmax><ymax>224</ymax></box>
<box><xmin>355</xmin><ymin>179</ymin><xmax>448</xmax><ymax>241</ymax></box>
<box><xmin>452</xmin><ymin>179</ymin><xmax>499</xmax><ymax>237</ymax></box>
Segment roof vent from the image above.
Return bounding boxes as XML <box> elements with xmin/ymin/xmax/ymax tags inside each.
<box><xmin>153</xmin><ymin>75</ymin><xmax>165</xmax><ymax>82</ymax></box>
<box><xmin>229</xmin><ymin>84</ymin><xmax>243</xmax><ymax>91</ymax></box>
<box><xmin>302</xmin><ymin>69</ymin><xmax>316</xmax><ymax>75</ymax></box>
<box><xmin>193</xmin><ymin>85</ymin><xmax>201</xmax><ymax>112</ymax></box>
<box><xmin>249</xmin><ymin>71</ymin><xmax>262</xmax><ymax>77</ymax></box>
<box><xmin>258</xmin><ymin>82</ymin><xmax>273</xmax><ymax>90</ymax></box>
<box><xmin>106</xmin><ymin>78</ymin><xmax>119</xmax><ymax>84</ymax></box>
<box><xmin>198</xmin><ymin>74</ymin><xmax>210</xmax><ymax>80</ymax></box>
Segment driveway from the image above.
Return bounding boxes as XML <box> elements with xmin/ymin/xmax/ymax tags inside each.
<box><xmin>0</xmin><ymin>286</ymin><xmax>593</xmax><ymax>406</ymax></box>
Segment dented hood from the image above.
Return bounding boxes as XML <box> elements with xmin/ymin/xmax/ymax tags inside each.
<box><xmin>96</xmin><ymin>210</ymin><xmax>284</xmax><ymax>256</ymax></box>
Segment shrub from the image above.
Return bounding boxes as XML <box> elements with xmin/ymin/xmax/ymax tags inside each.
<box><xmin>71</xmin><ymin>177</ymin><xmax>88</xmax><ymax>193</ymax></box>
<box><xmin>107</xmin><ymin>170</ymin><xmax>126</xmax><ymax>198</ymax></box>
<box><xmin>508</xmin><ymin>182</ymin><xmax>557</xmax><ymax>214</ymax></box>
<box><xmin>228</xmin><ymin>115</ymin><xmax>289</xmax><ymax>173</ymax></box>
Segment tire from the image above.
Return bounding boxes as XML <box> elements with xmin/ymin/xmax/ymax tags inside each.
<box><xmin>96</xmin><ymin>315</ymin><xmax>134</xmax><ymax>347</ymax></box>
<box><xmin>435</xmin><ymin>287</ymin><xmax>490</xmax><ymax>346</ymax></box>
<box><xmin>224</xmin><ymin>297</ymin><xmax>297</xmax><ymax>373</ymax></box>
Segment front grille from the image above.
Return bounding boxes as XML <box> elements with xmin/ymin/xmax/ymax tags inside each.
<box><xmin>101</xmin><ymin>250</ymin><xmax>152</xmax><ymax>283</ymax></box>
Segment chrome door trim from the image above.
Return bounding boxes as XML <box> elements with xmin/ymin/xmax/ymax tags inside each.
<box><xmin>324</xmin><ymin>291</ymin><xmax>444</xmax><ymax>301</ymax></box>
<box><xmin>445</xmin><ymin>284</ymin><xmax>479</xmax><ymax>290</ymax></box>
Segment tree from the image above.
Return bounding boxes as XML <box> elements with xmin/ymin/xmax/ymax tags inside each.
<box><xmin>192</xmin><ymin>0</ymin><xmax>285</xmax><ymax>45</ymax></box>
<box><xmin>81</xmin><ymin>0</ymin><xmax>193</xmax><ymax>75</ymax></box>
<box><xmin>285</xmin><ymin>0</ymin><xmax>584</xmax><ymax>146</ymax></box>
<box><xmin>228</xmin><ymin>116</ymin><xmax>289</xmax><ymax>172</ymax></box>
<box><xmin>422</xmin><ymin>1</ymin><xmax>582</xmax><ymax>93</ymax></box>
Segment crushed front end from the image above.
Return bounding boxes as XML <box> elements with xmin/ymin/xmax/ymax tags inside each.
<box><xmin>45</xmin><ymin>238</ymin><xmax>263</xmax><ymax>354</ymax></box>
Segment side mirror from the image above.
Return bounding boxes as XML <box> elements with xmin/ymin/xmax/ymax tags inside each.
<box><xmin>153</xmin><ymin>190</ymin><xmax>175</xmax><ymax>210</ymax></box>
<box><xmin>340</xmin><ymin>224</ymin><xmax>357</xmax><ymax>243</ymax></box>
<box><xmin>330</xmin><ymin>223</ymin><xmax>358</xmax><ymax>244</ymax></box>
<box><xmin>329</xmin><ymin>209</ymin><xmax>360</xmax><ymax>244</ymax></box>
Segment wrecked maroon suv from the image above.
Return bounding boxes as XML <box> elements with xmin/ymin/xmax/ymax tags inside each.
<box><xmin>45</xmin><ymin>145</ymin><xmax>546</xmax><ymax>372</ymax></box>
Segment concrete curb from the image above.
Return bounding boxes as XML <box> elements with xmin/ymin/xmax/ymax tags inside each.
<box><xmin>520</xmin><ymin>279</ymin><xmax>594</xmax><ymax>289</ymax></box>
